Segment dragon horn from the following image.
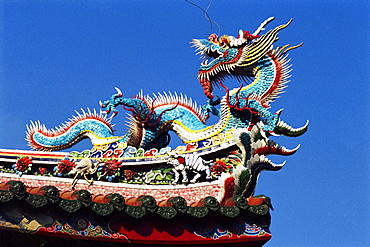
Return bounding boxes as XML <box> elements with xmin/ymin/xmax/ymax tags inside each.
<box><xmin>252</xmin><ymin>17</ymin><xmax>275</xmax><ymax>36</ymax></box>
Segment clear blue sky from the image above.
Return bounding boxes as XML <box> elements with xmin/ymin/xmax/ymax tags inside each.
<box><xmin>0</xmin><ymin>1</ymin><xmax>368</xmax><ymax>246</ymax></box>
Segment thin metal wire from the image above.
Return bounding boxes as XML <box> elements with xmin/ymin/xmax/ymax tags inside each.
<box><xmin>185</xmin><ymin>0</ymin><xmax>220</xmax><ymax>36</ymax></box>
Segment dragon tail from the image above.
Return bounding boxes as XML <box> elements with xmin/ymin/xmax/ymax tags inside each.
<box><xmin>26</xmin><ymin>109</ymin><xmax>122</xmax><ymax>151</ymax></box>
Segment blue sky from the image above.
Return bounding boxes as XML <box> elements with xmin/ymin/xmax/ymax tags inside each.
<box><xmin>0</xmin><ymin>1</ymin><xmax>369</xmax><ymax>246</ymax></box>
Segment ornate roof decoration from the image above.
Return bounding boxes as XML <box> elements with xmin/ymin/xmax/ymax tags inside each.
<box><xmin>0</xmin><ymin>180</ymin><xmax>271</xmax><ymax>219</ymax></box>
<box><xmin>0</xmin><ymin>17</ymin><xmax>307</xmax><ymax>246</ymax></box>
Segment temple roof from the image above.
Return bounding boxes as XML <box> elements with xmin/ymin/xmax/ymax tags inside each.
<box><xmin>0</xmin><ymin>180</ymin><xmax>271</xmax><ymax>220</ymax></box>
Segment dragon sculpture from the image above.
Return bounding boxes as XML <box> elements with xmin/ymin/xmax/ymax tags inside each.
<box><xmin>25</xmin><ymin>18</ymin><xmax>308</xmax><ymax>200</ymax></box>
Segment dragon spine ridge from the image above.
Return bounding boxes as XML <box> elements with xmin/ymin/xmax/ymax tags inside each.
<box><xmin>137</xmin><ymin>91</ymin><xmax>207</xmax><ymax>122</ymax></box>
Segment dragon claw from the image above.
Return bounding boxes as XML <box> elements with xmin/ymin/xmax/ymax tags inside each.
<box><xmin>114</xmin><ymin>87</ymin><xmax>123</xmax><ymax>96</ymax></box>
<box><xmin>209</xmin><ymin>95</ymin><xmax>221</xmax><ymax>106</ymax></box>
<box><xmin>108</xmin><ymin>110</ymin><xmax>118</xmax><ymax>119</ymax></box>
<box><xmin>98</xmin><ymin>88</ymin><xmax>125</xmax><ymax>118</ymax></box>
<box><xmin>99</xmin><ymin>100</ymin><xmax>105</xmax><ymax>108</ymax></box>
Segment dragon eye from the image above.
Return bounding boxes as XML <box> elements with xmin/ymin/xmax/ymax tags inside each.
<box><xmin>219</xmin><ymin>38</ymin><xmax>228</xmax><ymax>48</ymax></box>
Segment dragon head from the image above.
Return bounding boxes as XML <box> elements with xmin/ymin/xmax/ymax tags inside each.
<box><xmin>191</xmin><ymin>17</ymin><xmax>292</xmax><ymax>99</ymax></box>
